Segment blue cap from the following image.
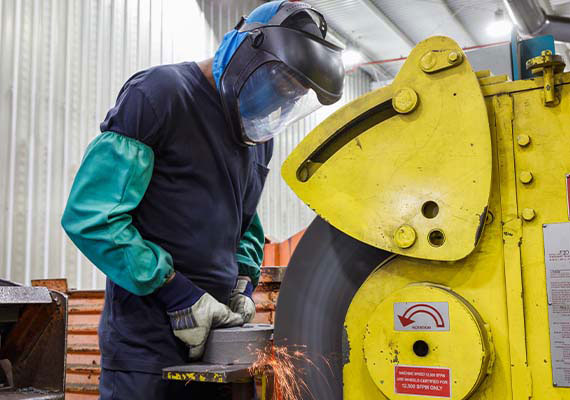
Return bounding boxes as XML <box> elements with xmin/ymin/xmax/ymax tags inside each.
<box><xmin>212</xmin><ymin>1</ymin><xmax>285</xmax><ymax>90</ymax></box>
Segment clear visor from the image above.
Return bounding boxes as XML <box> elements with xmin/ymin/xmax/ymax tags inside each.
<box><xmin>238</xmin><ymin>62</ymin><xmax>322</xmax><ymax>143</ymax></box>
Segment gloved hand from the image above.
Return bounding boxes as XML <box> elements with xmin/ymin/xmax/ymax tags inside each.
<box><xmin>156</xmin><ymin>273</ymin><xmax>244</xmax><ymax>360</ymax></box>
<box><xmin>229</xmin><ymin>276</ymin><xmax>256</xmax><ymax>323</ymax></box>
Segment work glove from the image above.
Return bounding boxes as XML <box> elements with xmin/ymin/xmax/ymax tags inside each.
<box><xmin>156</xmin><ymin>272</ymin><xmax>244</xmax><ymax>360</ymax></box>
<box><xmin>229</xmin><ymin>276</ymin><xmax>256</xmax><ymax>323</ymax></box>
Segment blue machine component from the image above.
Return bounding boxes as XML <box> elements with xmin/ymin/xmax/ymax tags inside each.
<box><xmin>511</xmin><ymin>33</ymin><xmax>556</xmax><ymax>80</ymax></box>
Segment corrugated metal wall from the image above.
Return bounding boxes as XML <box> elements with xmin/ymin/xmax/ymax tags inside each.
<box><xmin>0</xmin><ymin>0</ymin><xmax>371</xmax><ymax>289</ymax></box>
<box><xmin>258</xmin><ymin>70</ymin><xmax>371</xmax><ymax>241</ymax></box>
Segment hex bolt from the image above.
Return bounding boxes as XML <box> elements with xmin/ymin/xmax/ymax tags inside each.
<box><xmin>517</xmin><ymin>134</ymin><xmax>531</xmax><ymax>147</ymax></box>
<box><xmin>519</xmin><ymin>171</ymin><xmax>534</xmax><ymax>184</ymax></box>
<box><xmin>522</xmin><ymin>208</ymin><xmax>536</xmax><ymax>221</ymax></box>
<box><xmin>394</xmin><ymin>225</ymin><xmax>417</xmax><ymax>249</ymax></box>
<box><xmin>392</xmin><ymin>87</ymin><xmax>419</xmax><ymax>114</ymax></box>
<box><xmin>448</xmin><ymin>51</ymin><xmax>459</xmax><ymax>63</ymax></box>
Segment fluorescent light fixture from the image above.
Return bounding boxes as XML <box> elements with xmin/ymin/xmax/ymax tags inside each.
<box><xmin>487</xmin><ymin>8</ymin><xmax>513</xmax><ymax>37</ymax></box>
<box><xmin>487</xmin><ymin>19</ymin><xmax>513</xmax><ymax>37</ymax></box>
<box><xmin>342</xmin><ymin>49</ymin><xmax>363</xmax><ymax>68</ymax></box>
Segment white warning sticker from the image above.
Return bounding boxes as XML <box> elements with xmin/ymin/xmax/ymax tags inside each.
<box><xmin>394</xmin><ymin>302</ymin><xmax>450</xmax><ymax>331</ymax></box>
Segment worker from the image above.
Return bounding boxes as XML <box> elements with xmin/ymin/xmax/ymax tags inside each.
<box><xmin>61</xmin><ymin>1</ymin><xmax>343</xmax><ymax>398</ymax></box>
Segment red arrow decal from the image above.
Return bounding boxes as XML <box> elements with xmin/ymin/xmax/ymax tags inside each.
<box><xmin>398</xmin><ymin>315</ymin><xmax>415</xmax><ymax>326</ymax></box>
<box><xmin>398</xmin><ymin>304</ymin><xmax>446</xmax><ymax>328</ymax></box>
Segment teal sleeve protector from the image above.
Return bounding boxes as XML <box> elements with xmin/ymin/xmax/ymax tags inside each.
<box><xmin>61</xmin><ymin>131</ymin><xmax>173</xmax><ymax>295</ymax></box>
<box><xmin>236</xmin><ymin>213</ymin><xmax>265</xmax><ymax>287</ymax></box>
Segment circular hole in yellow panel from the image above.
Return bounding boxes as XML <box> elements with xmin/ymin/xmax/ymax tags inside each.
<box><xmin>413</xmin><ymin>340</ymin><xmax>429</xmax><ymax>357</ymax></box>
<box><xmin>421</xmin><ymin>201</ymin><xmax>439</xmax><ymax>219</ymax></box>
<box><xmin>428</xmin><ymin>229</ymin><xmax>445</xmax><ymax>247</ymax></box>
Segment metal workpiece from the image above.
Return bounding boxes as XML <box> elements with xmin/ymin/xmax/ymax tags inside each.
<box><xmin>0</xmin><ymin>287</ymin><xmax>52</xmax><ymax>305</ymax></box>
<box><xmin>202</xmin><ymin>324</ymin><xmax>273</xmax><ymax>365</ymax></box>
<box><xmin>164</xmin><ymin>325</ymin><xmax>274</xmax><ymax>399</ymax></box>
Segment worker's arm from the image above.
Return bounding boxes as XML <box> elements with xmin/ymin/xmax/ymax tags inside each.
<box><xmin>236</xmin><ymin>213</ymin><xmax>265</xmax><ymax>287</ymax></box>
<box><xmin>230</xmin><ymin>214</ymin><xmax>264</xmax><ymax>322</ymax></box>
<box><xmin>62</xmin><ymin>130</ymin><xmax>242</xmax><ymax>358</ymax></box>
<box><xmin>61</xmin><ymin>131</ymin><xmax>176</xmax><ymax>296</ymax></box>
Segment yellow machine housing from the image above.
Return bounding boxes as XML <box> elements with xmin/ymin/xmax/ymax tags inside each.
<box><xmin>282</xmin><ymin>36</ymin><xmax>570</xmax><ymax>399</ymax></box>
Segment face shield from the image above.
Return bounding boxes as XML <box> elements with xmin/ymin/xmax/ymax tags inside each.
<box><xmin>217</xmin><ymin>2</ymin><xmax>345</xmax><ymax>146</ymax></box>
<box><xmin>238</xmin><ymin>62</ymin><xmax>322</xmax><ymax>143</ymax></box>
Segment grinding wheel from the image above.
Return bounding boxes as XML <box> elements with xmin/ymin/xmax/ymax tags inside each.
<box><xmin>274</xmin><ymin>217</ymin><xmax>391</xmax><ymax>399</ymax></box>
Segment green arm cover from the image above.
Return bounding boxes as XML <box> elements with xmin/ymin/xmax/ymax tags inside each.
<box><xmin>236</xmin><ymin>213</ymin><xmax>265</xmax><ymax>287</ymax></box>
<box><xmin>61</xmin><ymin>131</ymin><xmax>173</xmax><ymax>296</ymax></box>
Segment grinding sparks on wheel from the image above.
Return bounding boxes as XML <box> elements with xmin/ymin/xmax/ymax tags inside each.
<box><xmin>60</xmin><ymin>1</ymin><xmax>344</xmax><ymax>398</ymax></box>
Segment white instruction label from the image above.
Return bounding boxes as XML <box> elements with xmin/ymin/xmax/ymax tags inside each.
<box><xmin>543</xmin><ymin>222</ymin><xmax>570</xmax><ymax>387</ymax></box>
<box><xmin>394</xmin><ymin>302</ymin><xmax>449</xmax><ymax>331</ymax></box>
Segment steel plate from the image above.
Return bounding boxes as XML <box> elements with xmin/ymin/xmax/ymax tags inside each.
<box><xmin>274</xmin><ymin>217</ymin><xmax>391</xmax><ymax>399</ymax></box>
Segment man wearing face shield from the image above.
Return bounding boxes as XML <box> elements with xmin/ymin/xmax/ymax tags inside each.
<box><xmin>61</xmin><ymin>1</ymin><xmax>344</xmax><ymax>398</ymax></box>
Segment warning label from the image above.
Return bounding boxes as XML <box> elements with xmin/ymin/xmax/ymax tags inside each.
<box><xmin>394</xmin><ymin>302</ymin><xmax>450</xmax><ymax>331</ymax></box>
<box><xmin>543</xmin><ymin>222</ymin><xmax>570</xmax><ymax>387</ymax></box>
<box><xmin>395</xmin><ymin>365</ymin><xmax>451</xmax><ymax>398</ymax></box>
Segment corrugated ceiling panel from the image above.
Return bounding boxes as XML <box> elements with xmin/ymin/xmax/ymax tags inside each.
<box><xmin>307</xmin><ymin>0</ymin><xmax>413</xmax><ymax>62</ymax></box>
<box><xmin>0</xmin><ymin>0</ymin><xmax>369</xmax><ymax>288</ymax></box>
<box><xmin>371</xmin><ymin>0</ymin><xmax>477</xmax><ymax>47</ymax></box>
<box><xmin>446</xmin><ymin>0</ymin><xmax>509</xmax><ymax>45</ymax></box>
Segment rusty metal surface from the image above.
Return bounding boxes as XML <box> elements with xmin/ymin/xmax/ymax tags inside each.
<box><xmin>202</xmin><ymin>324</ymin><xmax>273</xmax><ymax>365</ymax></box>
<box><xmin>0</xmin><ymin>290</ymin><xmax>67</xmax><ymax>394</ymax></box>
<box><xmin>31</xmin><ymin>280</ymin><xmax>68</xmax><ymax>293</ymax></box>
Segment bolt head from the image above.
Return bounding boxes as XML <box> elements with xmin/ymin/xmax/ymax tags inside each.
<box><xmin>517</xmin><ymin>134</ymin><xmax>531</xmax><ymax>147</ymax></box>
<box><xmin>448</xmin><ymin>51</ymin><xmax>459</xmax><ymax>63</ymax></box>
<box><xmin>420</xmin><ymin>52</ymin><xmax>436</xmax><ymax>71</ymax></box>
<box><xmin>394</xmin><ymin>225</ymin><xmax>417</xmax><ymax>249</ymax></box>
<box><xmin>522</xmin><ymin>208</ymin><xmax>536</xmax><ymax>221</ymax></box>
<box><xmin>392</xmin><ymin>87</ymin><xmax>419</xmax><ymax>114</ymax></box>
<box><xmin>520</xmin><ymin>171</ymin><xmax>534</xmax><ymax>184</ymax></box>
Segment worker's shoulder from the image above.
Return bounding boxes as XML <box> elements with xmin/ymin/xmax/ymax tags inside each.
<box><xmin>126</xmin><ymin>62</ymin><xmax>200</xmax><ymax>102</ymax></box>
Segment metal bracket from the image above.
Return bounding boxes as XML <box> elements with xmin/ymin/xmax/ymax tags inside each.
<box><xmin>526</xmin><ymin>50</ymin><xmax>566</xmax><ymax>107</ymax></box>
<box><xmin>419</xmin><ymin>49</ymin><xmax>463</xmax><ymax>73</ymax></box>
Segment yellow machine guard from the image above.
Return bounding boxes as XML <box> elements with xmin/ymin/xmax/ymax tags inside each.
<box><xmin>282</xmin><ymin>37</ymin><xmax>492</xmax><ymax>261</ymax></box>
